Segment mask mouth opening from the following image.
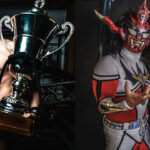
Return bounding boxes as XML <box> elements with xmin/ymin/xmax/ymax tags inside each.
<box><xmin>130</xmin><ymin>38</ymin><xmax>145</xmax><ymax>50</ymax></box>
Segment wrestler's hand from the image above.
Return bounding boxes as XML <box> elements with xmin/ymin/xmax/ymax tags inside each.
<box><xmin>23</xmin><ymin>113</ymin><xmax>37</xmax><ymax>118</ymax></box>
<box><xmin>23</xmin><ymin>107</ymin><xmax>39</xmax><ymax>118</ymax></box>
<box><xmin>125</xmin><ymin>81</ymin><xmax>150</xmax><ymax>108</ymax></box>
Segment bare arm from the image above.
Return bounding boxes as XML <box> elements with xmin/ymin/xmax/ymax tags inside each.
<box><xmin>23</xmin><ymin>80</ymin><xmax>40</xmax><ymax>118</ymax></box>
<box><xmin>30</xmin><ymin>90</ymin><xmax>40</xmax><ymax>108</ymax></box>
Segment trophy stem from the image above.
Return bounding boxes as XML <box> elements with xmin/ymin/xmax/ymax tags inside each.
<box><xmin>11</xmin><ymin>73</ymin><xmax>28</xmax><ymax>98</ymax></box>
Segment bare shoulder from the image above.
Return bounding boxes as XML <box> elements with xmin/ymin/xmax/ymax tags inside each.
<box><xmin>0</xmin><ymin>39</ymin><xmax>14</xmax><ymax>70</ymax></box>
<box><xmin>0</xmin><ymin>39</ymin><xmax>14</xmax><ymax>54</ymax></box>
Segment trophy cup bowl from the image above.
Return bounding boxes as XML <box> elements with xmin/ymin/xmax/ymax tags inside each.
<box><xmin>0</xmin><ymin>0</ymin><xmax>74</xmax><ymax>136</ymax></box>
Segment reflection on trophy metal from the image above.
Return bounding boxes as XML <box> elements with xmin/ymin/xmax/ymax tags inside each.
<box><xmin>0</xmin><ymin>0</ymin><xmax>74</xmax><ymax>136</ymax></box>
<box><xmin>0</xmin><ymin>73</ymin><xmax>30</xmax><ymax>115</ymax></box>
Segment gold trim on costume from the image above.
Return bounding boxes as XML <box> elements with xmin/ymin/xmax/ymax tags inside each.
<box><xmin>100</xmin><ymin>101</ymin><xmax>124</xmax><ymax>113</ymax></box>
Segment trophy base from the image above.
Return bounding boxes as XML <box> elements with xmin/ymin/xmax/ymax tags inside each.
<box><xmin>0</xmin><ymin>110</ymin><xmax>33</xmax><ymax>136</ymax></box>
<box><xmin>0</xmin><ymin>96</ymin><xmax>29</xmax><ymax>115</ymax></box>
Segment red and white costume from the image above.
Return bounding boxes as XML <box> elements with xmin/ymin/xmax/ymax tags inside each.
<box><xmin>93</xmin><ymin>0</ymin><xmax>150</xmax><ymax>149</ymax></box>
<box><xmin>93</xmin><ymin>47</ymin><xmax>150</xmax><ymax>149</ymax></box>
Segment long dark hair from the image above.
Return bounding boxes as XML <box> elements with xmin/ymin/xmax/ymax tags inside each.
<box><xmin>102</xmin><ymin>11</ymin><xmax>135</xmax><ymax>56</ymax></box>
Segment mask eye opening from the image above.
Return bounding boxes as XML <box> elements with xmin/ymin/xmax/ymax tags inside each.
<box><xmin>142</xmin><ymin>32</ymin><xmax>150</xmax><ymax>38</ymax></box>
<box><xmin>128</xmin><ymin>28</ymin><xmax>137</xmax><ymax>36</ymax></box>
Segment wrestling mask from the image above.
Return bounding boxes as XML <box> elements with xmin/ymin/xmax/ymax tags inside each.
<box><xmin>94</xmin><ymin>0</ymin><xmax>150</xmax><ymax>53</ymax></box>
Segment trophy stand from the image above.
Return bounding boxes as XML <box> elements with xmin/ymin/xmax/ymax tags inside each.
<box><xmin>0</xmin><ymin>73</ymin><xmax>30</xmax><ymax>115</ymax></box>
<box><xmin>0</xmin><ymin>72</ymin><xmax>34</xmax><ymax>136</ymax></box>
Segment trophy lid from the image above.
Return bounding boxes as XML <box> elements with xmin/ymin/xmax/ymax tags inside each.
<box><xmin>12</xmin><ymin>0</ymin><xmax>56</xmax><ymax>24</ymax></box>
<box><xmin>22</xmin><ymin>2</ymin><xmax>47</xmax><ymax>16</ymax></box>
<box><xmin>31</xmin><ymin>0</ymin><xmax>47</xmax><ymax>15</ymax></box>
<box><xmin>29</xmin><ymin>7</ymin><xmax>47</xmax><ymax>15</ymax></box>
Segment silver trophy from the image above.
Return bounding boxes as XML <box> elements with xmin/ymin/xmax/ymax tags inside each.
<box><xmin>0</xmin><ymin>0</ymin><xmax>74</xmax><ymax>116</ymax></box>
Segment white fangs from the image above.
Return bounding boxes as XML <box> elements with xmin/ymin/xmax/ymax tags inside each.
<box><xmin>139</xmin><ymin>41</ymin><xmax>145</xmax><ymax>50</ymax></box>
<box><xmin>130</xmin><ymin>39</ymin><xmax>134</xmax><ymax>48</ymax></box>
<box><xmin>130</xmin><ymin>38</ymin><xmax>145</xmax><ymax>50</ymax></box>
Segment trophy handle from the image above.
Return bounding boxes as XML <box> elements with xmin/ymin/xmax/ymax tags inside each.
<box><xmin>0</xmin><ymin>16</ymin><xmax>14</xmax><ymax>54</ymax></box>
<box><xmin>40</xmin><ymin>22</ymin><xmax>74</xmax><ymax>61</ymax></box>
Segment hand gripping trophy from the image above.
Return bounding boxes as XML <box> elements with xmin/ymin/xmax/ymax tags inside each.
<box><xmin>0</xmin><ymin>0</ymin><xmax>74</xmax><ymax>136</ymax></box>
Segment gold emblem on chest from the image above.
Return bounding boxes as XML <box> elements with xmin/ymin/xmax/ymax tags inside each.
<box><xmin>132</xmin><ymin>71</ymin><xmax>149</xmax><ymax>88</ymax></box>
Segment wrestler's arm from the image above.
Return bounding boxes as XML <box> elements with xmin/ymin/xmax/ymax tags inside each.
<box><xmin>30</xmin><ymin>90</ymin><xmax>39</xmax><ymax>108</ymax></box>
<box><xmin>93</xmin><ymin>56</ymin><xmax>150</xmax><ymax>113</ymax></box>
<box><xmin>92</xmin><ymin>79</ymin><xmax>132</xmax><ymax>113</ymax></box>
<box><xmin>92</xmin><ymin>55</ymin><xmax>132</xmax><ymax>113</ymax></box>
<box><xmin>23</xmin><ymin>80</ymin><xmax>40</xmax><ymax>118</ymax></box>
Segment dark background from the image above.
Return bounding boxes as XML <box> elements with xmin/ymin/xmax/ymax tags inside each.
<box><xmin>0</xmin><ymin>0</ymin><xmax>150</xmax><ymax>150</ymax></box>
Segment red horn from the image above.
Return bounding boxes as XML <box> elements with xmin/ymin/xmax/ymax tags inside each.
<box><xmin>94</xmin><ymin>9</ymin><xmax>120</xmax><ymax>34</ymax></box>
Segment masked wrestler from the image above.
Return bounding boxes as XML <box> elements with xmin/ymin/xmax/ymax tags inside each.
<box><xmin>0</xmin><ymin>39</ymin><xmax>39</xmax><ymax>117</ymax></box>
<box><xmin>92</xmin><ymin>0</ymin><xmax>150</xmax><ymax>149</ymax></box>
